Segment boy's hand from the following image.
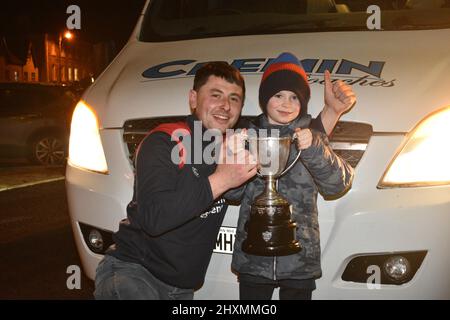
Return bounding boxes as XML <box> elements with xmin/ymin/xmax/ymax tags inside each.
<box><xmin>324</xmin><ymin>70</ymin><xmax>356</xmax><ymax>116</ymax></box>
<box><xmin>294</xmin><ymin>128</ymin><xmax>312</xmax><ymax>150</ymax></box>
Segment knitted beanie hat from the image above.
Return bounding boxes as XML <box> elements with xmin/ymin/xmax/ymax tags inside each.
<box><xmin>259</xmin><ymin>52</ymin><xmax>310</xmax><ymax>118</ymax></box>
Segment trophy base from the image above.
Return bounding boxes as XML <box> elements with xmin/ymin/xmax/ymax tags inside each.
<box><xmin>242</xmin><ymin>203</ymin><xmax>302</xmax><ymax>256</ymax></box>
<box><xmin>242</xmin><ymin>240</ymin><xmax>301</xmax><ymax>256</ymax></box>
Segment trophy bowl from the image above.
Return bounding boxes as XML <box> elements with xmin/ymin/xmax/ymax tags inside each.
<box><xmin>242</xmin><ymin>135</ymin><xmax>302</xmax><ymax>256</ymax></box>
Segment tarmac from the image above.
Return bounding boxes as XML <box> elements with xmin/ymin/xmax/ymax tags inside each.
<box><xmin>0</xmin><ymin>160</ymin><xmax>65</xmax><ymax>192</ymax></box>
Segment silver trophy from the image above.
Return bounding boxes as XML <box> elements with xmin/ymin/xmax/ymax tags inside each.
<box><xmin>242</xmin><ymin>134</ymin><xmax>302</xmax><ymax>256</ymax></box>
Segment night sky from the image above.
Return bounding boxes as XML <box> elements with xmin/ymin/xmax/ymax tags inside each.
<box><xmin>1</xmin><ymin>0</ymin><xmax>147</xmax><ymax>50</ymax></box>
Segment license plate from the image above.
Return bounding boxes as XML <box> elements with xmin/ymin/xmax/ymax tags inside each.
<box><xmin>214</xmin><ymin>226</ymin><xmax>236</xmax><ymax>254</ymax></box>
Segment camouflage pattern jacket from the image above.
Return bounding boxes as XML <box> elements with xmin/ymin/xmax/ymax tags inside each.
<box><xmin>227</xmin><ymin>114</ymin><xmax>354</xmax><ymax>281</ymax></box>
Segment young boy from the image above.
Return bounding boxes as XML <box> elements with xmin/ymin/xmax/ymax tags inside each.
<box><xmin>229</xmin><ymin>52</ymin><xmax>355</xmax><ymax>300</ymax></box>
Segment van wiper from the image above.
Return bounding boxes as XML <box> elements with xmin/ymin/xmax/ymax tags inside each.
<box><xmin>390</xmin><ymin>15</ymin><xmax>450</xmax><ymax>30</ymax></box>
<box><xmin>186</xmin><ymin>19</ymin><xmax>338</xmax><ymax>38</ymax></box>
<box><xmin>233</xmin><ymin>21</ymin><xmax>323</xmax><ymax>34</ymax></box>
<box><xmin>269</xmin><ymin>18</ymin><xmax>340</xmax><ymax>31</ymax></box>
<box><xmin>186</xmin><ymin>22</ymin><xmax>313</xmax><ymax>37</ymax></box>
<box><xmin>207</xmin><ymin>8</ymin><xmax>244</xmax><ymax>16</ymax></box>
<box><xmin>234</xmin><ymin>18</ymin><xmax>342</xmax><ymax>34</ymax></box>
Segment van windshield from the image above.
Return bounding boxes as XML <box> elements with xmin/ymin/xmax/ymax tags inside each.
<box><xmin>140</xmin><ymin>0</ymin><xmax>450</xmax><ymax>42</ymax></box>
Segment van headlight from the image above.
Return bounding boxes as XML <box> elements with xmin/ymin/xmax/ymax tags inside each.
<box><xmin>68</xmin><ymin>100</ymin><xmax>109</xmax><ymax>174</ymax></box>
<box><xmin>378</xmin><ymin>106</ymin><xmax>450</xmax><ymax>188</ymax></box>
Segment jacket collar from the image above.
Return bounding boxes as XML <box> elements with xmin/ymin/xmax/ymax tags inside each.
<box><xmin>251</xmin><ymin>113</ymin><xmax>312</xmax><ymax>136</ymax></box>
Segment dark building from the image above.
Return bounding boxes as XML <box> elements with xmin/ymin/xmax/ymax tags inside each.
<box><xmin>93</xmin><ymin>40</ymin><xmax>117</xmax><ymax>78</ymax></box>
<box><xmin>0</xmin><ymin>33</ymin><xmax>95</xmax><ymax>85</ymax></box>
<box><xmin>30</xmin><ymin>33</ymin><xmax>94</xmax><ymax>84</ymax></box>
<box><xmin>0</xmin><ymin>37</ymin><xmax>38</xmax><ymax>82</ymax></box>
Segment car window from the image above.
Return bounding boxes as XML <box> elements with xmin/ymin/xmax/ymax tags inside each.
<box><xmin>0</xmin><ymin>86</ymin><xmax>75</xmax><ymax>117</ymax></box>
<box><xmin>0</xmin><ymin>88</ymin><xmax>31</xmax><ymax>116</ymax></box>
<box><xmin>140</xmin><ymin>0</ymin><xmax>450</xmax><ymax>42</ymax></box>
<box><xmin>28</xmin><ymin>87</ymin><xmax>62</xmax><ymax>108</ymax></box>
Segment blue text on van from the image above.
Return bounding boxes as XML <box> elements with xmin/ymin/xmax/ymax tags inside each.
<box><xmin>142</xmin><ymin>58</ymin><xmax>386</xmax><ymax>79</ymax></box>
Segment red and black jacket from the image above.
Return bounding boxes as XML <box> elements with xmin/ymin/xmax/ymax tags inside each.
<box><xmin>110</xmin><ymin>115</ymin><xmax>227</xmax><ymax>289</ymax></box>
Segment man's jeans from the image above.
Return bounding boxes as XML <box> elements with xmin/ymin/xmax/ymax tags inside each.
<box><xmin>94</xmin><ymin>255</ymin><xmax>194</xmax><ymax>300</ymax></box>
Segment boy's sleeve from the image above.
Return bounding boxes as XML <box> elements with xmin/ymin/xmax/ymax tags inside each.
<box><xmin>300</xmin><ymin>130</ymin><xmax>354</xmax><ymax>196</ymax></box>
<box><xmin>134</xmin><ymin>132</ymin><xmax>215</xmax><ymax>236</ymax></box>
<box><xmin>310</xmin><ymin>112</ymin><xmax>327</xmax><ymax>135</ymax></box>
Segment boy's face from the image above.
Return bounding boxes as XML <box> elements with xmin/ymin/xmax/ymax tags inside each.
<box><xmin>189</xmin><ymin>75</ymin><xmax>244</xmax><ymax>133</ymax></box>
<box><xmin>266</xmin><ymin>90</ymin><xmax>301</xmax><ymax>125</ymax></box>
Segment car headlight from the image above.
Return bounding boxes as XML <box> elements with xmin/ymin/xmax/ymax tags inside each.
<box><xmin>68</xmin><ymin>100</ymin><xmax>108</xmax><ymax>174</ymax></box>
<box><xmin>378</xmin><ymin>106</ymin><xmax>450</xmax><ymax>188</ymax></box>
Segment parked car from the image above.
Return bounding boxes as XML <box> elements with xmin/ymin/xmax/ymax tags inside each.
<box><xmin>0</xmin><ymin>82</ymin><xmax>78</xmax><ymax>165</ymax></box>
<box><xmin>66</xmin><ymin>0</ymin><xmax>450</xmax><ymax>299</ymax></box>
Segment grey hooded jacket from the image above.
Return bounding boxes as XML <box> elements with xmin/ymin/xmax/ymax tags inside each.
<box><xmin>226</xmin><ymin>114</ymin><xmax>354</xmax><ymax>281</ymax></box>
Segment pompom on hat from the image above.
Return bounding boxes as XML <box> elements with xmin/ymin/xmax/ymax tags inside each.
<box><xmin>259</xmin><ymin>52</ymin><xmax>310</xmax><ymax>118</ymax></box>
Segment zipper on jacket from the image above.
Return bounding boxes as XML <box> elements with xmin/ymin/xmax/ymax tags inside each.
<box><xmin>273</xmin><ymin>256</ymin><xmax>277</xmax><ymax>280</ymax></box>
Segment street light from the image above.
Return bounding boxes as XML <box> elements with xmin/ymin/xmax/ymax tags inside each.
<box><xmin>64</xmin><ymin>31</ymin><xmax>73</xmax><ymax>40</ymax></box>
<box><xmin>58</xmin><ymin>30</ymin><xmax>73</xmax><ymax>84</ymax></box>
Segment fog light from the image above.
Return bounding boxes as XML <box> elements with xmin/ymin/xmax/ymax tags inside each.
<box><xmin>88</xmin><ymin>229</ymin><xmax>104</xmax><ymax>252</ymax></box>
<box><xmin>79</xmin><ymin>223</ymin><xmax>114</xmax><ymax>254</ymax></box>
<box><xmin>383</xmin><ymin>256</ymin><xmax>411</xmax><ymax>283</ymax></box>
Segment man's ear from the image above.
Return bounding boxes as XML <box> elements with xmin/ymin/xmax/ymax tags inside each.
<box><xmin>189</xmin><ymin>89</ymin><xmax>197</xmax><ymax>113</ymax></box>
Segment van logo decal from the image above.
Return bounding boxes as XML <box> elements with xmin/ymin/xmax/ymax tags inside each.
<box><xmin>142</xmin><ymin>58</ymin><xmax>395</xmax><ymax>88</ymax></box>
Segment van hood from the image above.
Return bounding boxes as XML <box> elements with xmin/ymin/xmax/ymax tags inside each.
<box><xmin>86</xmin><ymin>29</ymin><xmax>450</xmax><ymax>132</ymax></box>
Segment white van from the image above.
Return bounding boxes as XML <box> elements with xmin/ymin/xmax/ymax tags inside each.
<box><xmin>66</xmin><ymin>0</ymin><xmax>450</xmax><ymax>299</ymax></box>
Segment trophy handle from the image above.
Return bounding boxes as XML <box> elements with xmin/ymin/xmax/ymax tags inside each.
<box><xmin>279</xmin><ymin>133</ymin><xmax>302</xmax><ymax>177</ymax></box>
<box><xmin>244</xmin><ymin>136</ymin><xmax>264</xmax><ymax>178</ymax></box>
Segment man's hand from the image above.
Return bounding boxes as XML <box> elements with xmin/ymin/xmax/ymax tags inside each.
<box><xmin>321</xmin><ymin>70</ymin><xmax>357</xmax><ymax>135</ymax></box>
<box><xmin>225</xmin><ymin>129</ymin><xmax>248</xmax><ymax>156</ymax></box>
<box><xmin>294</xmin><ymin>128</ymin><xmax>312</xmax><ymax>150</ymax></box>
<box><xmin>209</xmin><ymin>138</ymin><xmax>257</xmax><ymax>199</ymax></box>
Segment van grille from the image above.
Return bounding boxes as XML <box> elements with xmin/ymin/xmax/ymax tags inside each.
<box><xmin>123</xmin><ymin>117</ymin><xmax>372</xmax><ymax>168</ymax></box>
<box><xmin>329</xmin><ymin>121</ymin><xmax>373</xmax><ymax>168</ymax></box>
<box><xmin>123</xmin><ymin>116</ymin><xmax>186</xmax><ymax>162</ymax></box>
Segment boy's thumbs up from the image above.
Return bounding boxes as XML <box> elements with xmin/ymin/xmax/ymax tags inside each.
<box><xmin>324</xmin><ymin>69</ymin><xmax>333</xmax><ymax>97</ymax></box>
<box><xmin>323</xmin><ymin>69</ymin><xmax>356</xmax><ymax>116</ymax></box>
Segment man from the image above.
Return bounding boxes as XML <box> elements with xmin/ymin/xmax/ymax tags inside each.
<box><xmin>94</xmin><ymin>61</ymin><xmax>355</xmax><ymax>300</ymax></box>
<box><xmin>94</xmin><ymin>62</ymin><xmax>257</xmax><ymax>300</ymax></box>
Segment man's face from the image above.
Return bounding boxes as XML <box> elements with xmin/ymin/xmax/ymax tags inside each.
<box><xmin>189</xmin><ymin>75</ymin><xmax>244</xmax><ymax>133</ymax></box>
